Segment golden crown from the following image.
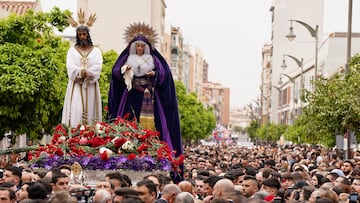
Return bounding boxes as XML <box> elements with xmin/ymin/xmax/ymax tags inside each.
<box><xmin>124</xmin><ymin>22</ymin><xmax>158</xmax><ymax>45</ymax></box>
<box><xmin>67</xmin><ymin>8</ymin><xmax>97</xmax><ymax>28</ymax></box>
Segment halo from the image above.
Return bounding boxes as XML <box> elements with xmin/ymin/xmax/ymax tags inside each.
<box><xmin>123</xmin><ymin>22</ymin><xmax>158</xmax><ymax>45</ymax></box>
<box><xmin>67</xmin><ymin>8</ymin><xmax>97</xmax><ymax>28</ymax></box>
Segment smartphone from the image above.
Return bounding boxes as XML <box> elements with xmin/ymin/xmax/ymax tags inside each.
<box><xmin>350</xmin><ymin>193</ymin><xmax>358</xmax><ymax>203</ymax></box>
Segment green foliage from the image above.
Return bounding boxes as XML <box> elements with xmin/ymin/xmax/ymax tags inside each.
<box><xmin>99</xmin><ymin>50</ymin><xmax>118</xmax><ymax>117</ymax></box>
<box><xmin>285</xmin><ymin>54</ymin><xmax>360</xmax><ymax>147</ymax></box>
<box><xmin>46</xmin><ymin>7</ymin><xmax>72</xmax><ymax>32</ymax></box>
<box><xmin>0</xmin><ymin>8</ymin><xmax>70</xmax><ymax>46</ymax></box>
<box><xmin>254</xmin><ymin>122</ymin><xmax>287</xmax><ymax>142</ymax></box>
<box><xmin>0</xmin><ymin>8</ymin><xmax>70</xmax><ymax>139</ymax></box>
<box><xmin>246</xmin><ymin>120</ymin><xmax>259</xmax><ymax>141</ymax></box>
<box><xmin>175</xmin><ymin>81</ymin><xmax>216</xmax><ymax>145</ymax></box>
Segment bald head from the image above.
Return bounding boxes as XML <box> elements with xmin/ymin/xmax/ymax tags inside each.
<box><xmin>178</xmin><ymin>181</ymin><xmax>193</xmax><ymax>193</ymax></box>
<box><xmin>213</xmin><ymin>179</ymin><xmax>235</xmax><ymax>199</ymax></box>
<box><xmin>162</xmin><ymin>184</ymin><xmax>181</xmax><ymax>195</ymax></box>
<box><xmin>94</xmin><ymin>189</ymin><xmax>112</xmax><ymax>203</ymax></box>
<box><xmin>161</xmin><ymin>184</ymin><xmax>181</xmax><ymax>203</ymax></box>
<box><xmin>214</xmin><ymin>179</ymin><xmax>234</xmax><ymax>192</ymax></box>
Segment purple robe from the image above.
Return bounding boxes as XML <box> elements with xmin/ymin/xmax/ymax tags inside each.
<box><xmin>108</xmin><ymin>36</ymin><xmax>183</xmax><ymax>181</ymax></box>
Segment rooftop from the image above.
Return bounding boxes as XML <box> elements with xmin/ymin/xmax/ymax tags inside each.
<box><xmin>0</xmin><ymin>0</ymin><xmax>36</xmax><ymax>15</ymax></box>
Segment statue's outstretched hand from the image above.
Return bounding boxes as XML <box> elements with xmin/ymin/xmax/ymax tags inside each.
<box><xmin>145</xmin><ymin>70</ymin><xmax>155</xmax><ymax>77</ymax></box>
<box><xmin>126</xmin><ymin>65</ymin><xmax>132</xmax><ymax>72</ymax></box>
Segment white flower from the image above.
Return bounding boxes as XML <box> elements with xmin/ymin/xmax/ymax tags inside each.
<box><xmin>99</xmin><ymin>147</ymin><xmax>113</xmax><ymax>157</ymax></box>
<box><xmin>59</xmin><ymin>136</ymin><xmax>66</xmax><ymax>142</ymax></box>
<box><xmin>80</xmin><ymin>125</ymin><xmax>86</xmax><ymax>131</ymax></box>
<box><xmin>121</xmin><ymin>140</ymin><xmax>135</xmax><ymax>151</ymax></box>
<box><xmin>95</xmin><ymin>123</ymin><xmax>105</xmax><ymax>134</ymax></box>
<box><xmin>111</xmin><ymin>137</ymin><xmax>119</xmax><ymax>143</ymax></box>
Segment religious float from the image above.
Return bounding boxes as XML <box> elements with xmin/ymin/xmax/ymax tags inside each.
<box><xmin>1</xmin><ymin>117</ymin><xmax>184</xmax><ymax>185</ymax></box>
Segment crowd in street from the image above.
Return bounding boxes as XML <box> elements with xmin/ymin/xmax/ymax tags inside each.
<box><xmin>0</xmin><ymin>143</ymin><xmax>359</xmax><ymax>203</ymax></box>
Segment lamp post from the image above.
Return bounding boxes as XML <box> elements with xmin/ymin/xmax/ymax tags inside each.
<box><xmin>286</xmin><ymin>19</ymin><xmax>318</xmax><ymax>89</ymax></box>
<box><xmin>346</xmin><ymin>0</ymin><xmax>352</xmax><ymax>71</ymax></box>
<box><xmin>344</xmin><ymin>0</ymin><xmax>353</xmax><ymax>159</ymax></box>
<box><xmin>281</xmin><ymin>54</ymin><xmax>304</xmax><ymax>113</ymax></box>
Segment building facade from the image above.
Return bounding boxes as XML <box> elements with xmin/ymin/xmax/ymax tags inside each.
<box><xmin>77</xmin><ymin>0</ymin><xmax>166</xmax><ymax>54</ymax></box>
<box><xmin>260</xmin><ymin>44</ymin><xmax>272</xmax><ymax>125</ymax></box>
<box><xmin>264</xmin><ymin>0</ymin><xmax>360</xmax><ymax>125</ymax></box>
<box><xmin>202</xmin><ymin>82</ymin><xmax>230</xmax><ymax>127</ymax></box>
<box><xmin>267</xmin><ymin>0</ymin><xmax>324</xmax><ymax>124</ymax></box>
<box><xmin>229</xmin><ymin>106</ymin><xmax>259</xmax><ymax>130</ymax></box>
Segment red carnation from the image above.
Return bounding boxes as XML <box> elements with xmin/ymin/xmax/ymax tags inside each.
<box><xmin>127</xmin><ymin>153</ymin><xmax>136</xmax><ymax>160</ymax></box>
<box><xmin>114</xmin><ymin>138</ymin><xmax>127</xmax><ymax>148</ymax></box>
<box><xmin>27</xmin><ymin>152</ymin><xmax>33</xmax><ymax>161</ymax></box>
<box><xmin>100</xmin><ymin>151</ymin><xmax>109</xmax><ymax>161</ymax></box>
<box><xmin>55</xmin><ymin>148</ymin><xmax>64</xmax><ymax>156</ymax></box>
<box><xmin>136</xmin><ymin>144</ymin><xmax>148</xmax><ymax>153</ymax></box>
<box><xmin>178</xmin><ymin>154</ymin><xmax>185</xmax><ymax>164</ymax></box>
<box><xmin>54</xmin><ymin>124</ymin><xmax>66</xmax><ymax>133</ymax></box>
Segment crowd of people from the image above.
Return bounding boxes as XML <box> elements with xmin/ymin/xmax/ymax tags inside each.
<box><xmin>179</xmin><ymin>143</ymin><xmax>360</xmax><ymax>203</ymax></box>
<box><xmin>0</xmin><ymin>143</ymin><xmax>359</xmax><ymax>203</ymax></box>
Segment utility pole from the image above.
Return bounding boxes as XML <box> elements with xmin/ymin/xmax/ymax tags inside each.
<box><xmin>345</xmin><ymin>0</ymin><xmax>352</xmax><ymax>160</ymax></box>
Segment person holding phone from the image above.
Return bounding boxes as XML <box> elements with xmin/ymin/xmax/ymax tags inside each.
<box><xmin>349</xmin><ymin>193</ymin><xmax>359</xmax><ymax>203</ymax></box>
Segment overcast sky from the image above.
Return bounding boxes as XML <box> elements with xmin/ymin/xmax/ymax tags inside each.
<box><xmin>41</xmin><ymin>0</ymin><xmax>360</xmax><ymax>108</ymax></box>
<box><xmin>165</xmin><ymin>0</ymin><xmax>360</xmax><ymax>109</ymax></box>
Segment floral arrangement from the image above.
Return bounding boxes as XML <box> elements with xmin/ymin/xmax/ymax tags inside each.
<box><xmin>28</xmin><ymin>117</ymin><xmax>184</xmax><ymax>172</ymax></box>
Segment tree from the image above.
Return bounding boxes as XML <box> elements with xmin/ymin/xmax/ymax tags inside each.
<box><xmin>246</xmin><ymin>120</ymin><xmax>259</xmax><ymax>142</ymax></box>
<box><xmin>256</xmin><ymin>122</ymin><xmax>287</xmax><ymax>143</ymax></box>
<box><xmin>99</xmin><ymin>50</ymin><xmax>118</xmax><ymax>119</ymax></box>
<box><xmin>0</xmin><ymin>9</ymin><xmax>71</xmax><ymax>139</ymax></box>
<box><xmin>175</xmin><ymin>81</ymin><xmax>216</xmax><ymax>146</ymax></box>
<box><xmin>284</xmin><ymin>54</ymin><xmax>360</xmax><ymax>147</ymax></box>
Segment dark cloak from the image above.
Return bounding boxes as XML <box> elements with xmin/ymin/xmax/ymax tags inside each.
<box><xmin>108</xmin><ymin>36</ymin><xmax>183</xmax><ymax>181</ymax></box>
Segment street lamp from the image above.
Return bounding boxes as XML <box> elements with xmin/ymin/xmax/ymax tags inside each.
<box><xmin>286</xmin><ymin>19</ymin><xmax>319</xmax><ymax>89</ymax></box>
<box><xmin>282</xmin><ymin>54</ymin><xmax>304</xmax><ymax>113</ymax></box>
<box><xmin>344</xmin><ymin>0</ymin><xmax>353</xmax><ymax>159</ymax></box>
<box><xmin>280</xmin><ymin>73</ymin><xmax>294</xmax><ymax>83</ymax></box>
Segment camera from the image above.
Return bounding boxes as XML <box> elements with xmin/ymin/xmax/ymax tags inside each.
<box><xmin>349</xmin><ymin>193</ymin><xmax>358</xmax><ymax>203</ymax></box>
<box><xmin>0</xmin><ymin>169</ymin><xmax>3</xmax><ymax>179</ymax></box>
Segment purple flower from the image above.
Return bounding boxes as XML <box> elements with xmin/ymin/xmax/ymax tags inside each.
<box><xmin>143</xmin><ymin>155</ymin><xmax>155</xmax><ymax>164</ymax></box>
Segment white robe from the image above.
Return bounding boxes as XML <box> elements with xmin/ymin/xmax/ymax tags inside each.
<box><xmin>61</xmin><ymin>46</ymin><xmax>103</xmax><ymax>127</ymax></box>
<box><xmin>126</xmin><ymin>54</ymin><xmax>154</xmax><ymax>77</ymax></box>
